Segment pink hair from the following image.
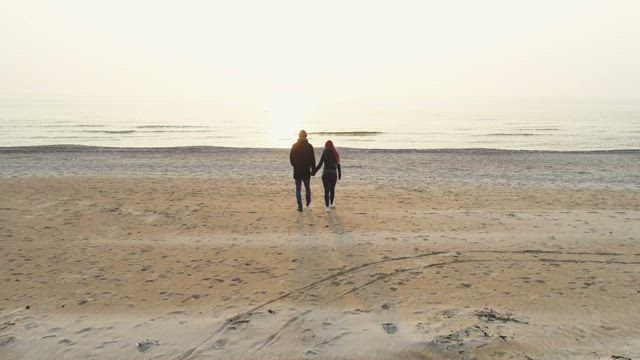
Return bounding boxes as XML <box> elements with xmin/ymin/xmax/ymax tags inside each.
<box><xmin>325</xmin><ymin>140</ymin><xmax>340</xmax><ymax>164</ymax></box>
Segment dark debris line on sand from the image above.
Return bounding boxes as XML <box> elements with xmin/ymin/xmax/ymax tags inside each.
<box><xmin>474</xmin><ymin>308</ymin><xmax>529</xmax><ymax>324</ymax></box>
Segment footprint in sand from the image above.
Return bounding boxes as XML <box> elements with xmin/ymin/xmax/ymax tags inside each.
<box><xmin>0</xmin><ymin>321</ymin><xmax>16</xmax><ymax>331</ymax></box>
<box><xmin>136</xmin><ymin>339</ymin><xmax>159</xmax><ymax>352</ymax></box>
<box><xmin>439</xmin><ymin>308</ymin><xmax>460</xmax><ymax>319</ymax></box>
<box><xmin>213</xmin><ymin>338</ymin><xmax>228</xmax><ymax>349</ymax></box>
<box><xmin>302</xmin><ymin>329</ymin><xmax>316</xmax><ymax>344</ymax></box>
<box><xmin>0</xmin><ymin>335</ymin><xmax>16</xmax><ymax>347</ymax></box>
<box><xmin>58</xmin><ymin>338</ymin><xmax>75</xmax><ymax>346</ymax></box>
<box><xmin>382</xmin><ymin>323</ymin><xmax>397</xmax><ymax>334</ymax></box>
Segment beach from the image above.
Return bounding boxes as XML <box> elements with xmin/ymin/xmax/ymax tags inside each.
<box><xmin>1</xmin><ymin>147</ymin><xmax>640</xmax><ymax>359</ymax></box>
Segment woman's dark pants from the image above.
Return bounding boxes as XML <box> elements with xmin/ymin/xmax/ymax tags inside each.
<box><xmin>321</xmin><ymin>172</ymin><xmax>337</xmax><ymax>207</ymax></box>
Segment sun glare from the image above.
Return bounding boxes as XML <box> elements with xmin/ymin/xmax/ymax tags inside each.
<box><xmin>265</xmin><ymin>94</ymin><xmax>313</xmax><ymax>147</ymax></box>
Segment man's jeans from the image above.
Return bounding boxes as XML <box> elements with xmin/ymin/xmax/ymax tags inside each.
<box><xmin>295</xmin><ymin>177</ymin><xmax>311</xmax><ymax>209</ymax></box>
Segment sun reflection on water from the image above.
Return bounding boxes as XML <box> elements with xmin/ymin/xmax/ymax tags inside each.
<box><xmin>265</xmin><ymin>94</ymin><xmax>313</xmax><ymax>147</ymax></box>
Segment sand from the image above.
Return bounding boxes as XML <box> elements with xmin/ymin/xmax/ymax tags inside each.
<box><xmin>1</xmin><ymin>147</ymin><xmax>639</xmax><ymax>359</ymax></box>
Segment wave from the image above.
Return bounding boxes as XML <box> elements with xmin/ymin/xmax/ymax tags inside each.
<box><xmin>74</xmin><ymin>130</ymin><xmax>212</xmax><ymax>134</ymax></box>
<box><xmin>309</xmin><ymin>131</ymin><xmax>382</xmax><ymax>136</ymax></box>
<box><xmin>80</xmin><ymin>130</ymin><xmax>136</xmax><ymax>134</ymax></box>
<box><xmin>23</xmin><ymin>124</ymin><xmax>107</xmax><ymax>128</ymax></box>
<box><xmin>26</xmin><ymin>136</ymin><xmax>107</xmax><ymax>140</ymax></box>
<box><xmin>138</xmin><ymin>130</ymin><xmax>212</xmax><ymax>133</ymax></box>
<box><xmin>484</xmin><ymin>133</ymin><xmax>542</xmax><ymax>137</ymax></box>
<box><xmin>515</xmin><ymin>128</ymin><xmax>560</xmax><ymax>131</ymax></box>
<box><xmin>135</xmin><ymin>125</ymin><xmax>209</xmax><ymax>129</ymax></box>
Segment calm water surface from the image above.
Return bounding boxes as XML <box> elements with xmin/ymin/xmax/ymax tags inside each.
<box><xmin>1</xmin><ymin>97</ymin><xmax>639</xmax><ymax>150</ymax></box>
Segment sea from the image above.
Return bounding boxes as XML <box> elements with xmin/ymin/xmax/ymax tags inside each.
<box><xmin>1</xmin><ymin>97</ymin><xmax>639</xmax><ymax>151</ymax></box>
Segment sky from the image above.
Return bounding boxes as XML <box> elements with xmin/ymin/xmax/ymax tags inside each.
<box><xmin>1</xmin><ymin>0</ymin><xmax>639</xmax><ymax>101</ymax></box>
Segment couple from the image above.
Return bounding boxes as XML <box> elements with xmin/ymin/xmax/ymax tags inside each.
<box><xmin>289</xmin><ymin>130</ymin><xmax>342</xmax><ymax>212</ymax></box>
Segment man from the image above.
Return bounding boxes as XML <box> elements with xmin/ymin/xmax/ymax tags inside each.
<box><xmin>289</xmin><ymin>130</ymin><xmax>316</xmax><ymax>211</ymax></box>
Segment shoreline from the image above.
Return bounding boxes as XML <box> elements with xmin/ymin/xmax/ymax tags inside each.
<box><xmin>2</xmin><ymin>145</ymin><xmax>638</xmax><ymax>190</ymax></box>
<box><xmin>1</xmin><ymin>144</ymin><xmax>640</xmax><ymax>154</ymax></box>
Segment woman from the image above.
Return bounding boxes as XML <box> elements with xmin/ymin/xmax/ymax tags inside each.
<box><xmin>313</xmin><ymin>140</ymin><xmax>342</xmax><ymax>212</ymax></box>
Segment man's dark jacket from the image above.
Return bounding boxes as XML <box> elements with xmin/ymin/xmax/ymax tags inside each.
<box><xmin>289</xmin><ymin>139</ymin><xmax>316</xmax><ymax>180</ymax></box>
